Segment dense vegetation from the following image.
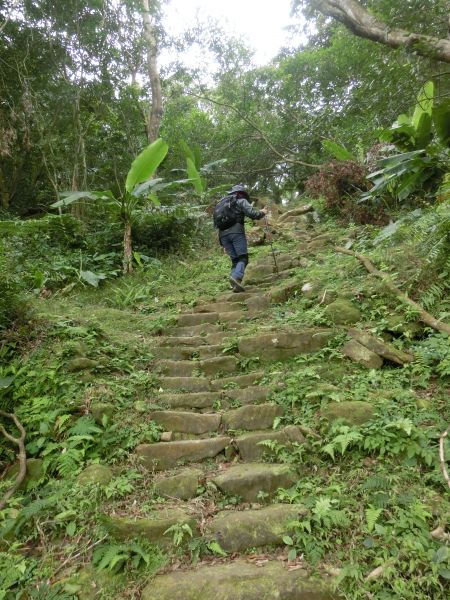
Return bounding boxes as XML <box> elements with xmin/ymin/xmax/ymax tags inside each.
<box><xmin>0</xmin><ymin>1</ymin><xmax>449</xmax><ymax>599</ymax></box>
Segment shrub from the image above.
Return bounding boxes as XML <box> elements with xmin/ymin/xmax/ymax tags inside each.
<box><xmin>305</xmin><ymin>160</ymin><xmax>387</xmax><ymax>225</ymax></box>
<box><xmin>132</xmin><ymin>205</ymin><xmax>201</xmax><ymax>254</ymax></box>
<box><xmin>0</xmin><ymin>241</ymin><xmax>27</xmax><ymax>331</ymax></box>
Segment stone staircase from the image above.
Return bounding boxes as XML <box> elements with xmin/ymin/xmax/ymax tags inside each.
<box><xmin>101</xmin><ymin>211</ymin><xmax>337</xmax><ymax>599</ymax></box>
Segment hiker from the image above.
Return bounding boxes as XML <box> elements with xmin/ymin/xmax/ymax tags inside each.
<box><xmin>214</xmin><ymin>184</ymin><xmax>267</xmax><ymax>292</ymax></box>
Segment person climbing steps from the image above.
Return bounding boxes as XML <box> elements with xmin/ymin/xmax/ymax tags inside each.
<box><xmin>213</xmin><ymin>184</ymin><xmax>267</xmax><ymax>292</ymax></box>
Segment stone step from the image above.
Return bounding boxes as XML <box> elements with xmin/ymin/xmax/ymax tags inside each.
<box><xmin>168</xmin><ymin>323</ymin><xmax>220</xmax><ymax>337</ymax></box>
<box><xmin>177</xmin><ymin>312</ymin><xmax>218</xmax><ymax>327</ymax></box>
<box><xmin>149</xmin><ymin>411</ymin><xmax>221</xmax><ymax>434</ymax></box>
<box><xmin>238</xmin><ymin>329</ymin><xmax>333</xmax><ymax>361</ymax></box>
<box><xmin>206</xmin><ymin>504</ymin><xmax>306</xmax><ymax>553</ymax></box>
<box><xmin>102</xmin><ymin>507</ymin><xmax>197</xmax><ymax>546</ymax></box>
<box><xmin>223</xmin><ymin>385</ymin><xmax>272</xmax><ymax>405</ymax></box>
<box><xmin>136</xmin><ymin>436</ymin><xmax>231</xmax><ymax>470</ymax></box>
<box><xmin>222</xmin><ymin>403</ymin><xmax>283</xmax><ymax>431</ymax></box>
<box><xmin>141</xmin><ymin>559</ymin><xmax>332</xmax><ymax>600</ymax></box>
<box><xmin>236</xmin><ymin>426</ymin><xmax>306</xmax><ymax>461</ymax></box>
<box><xmin>205</xmin><ymin>331</ymin><xmax>238</xmax><ymax>345</ymax></box>
<box><xmin>194</xmin><ymin>302</ymin><xmax>244</xmax><ymax>313</ymax></box>
<box><xmin>153</xmin><ymin>467</ymin><xmax>203</xmax><ymax>500</ymax></box>
<box><xmin>159</xmin><ymin>356</ymin><xmax>238</xmax><ymax>377</ymax></box>
<box><xmin>218</xmin><ymin>309</ymin><xmax>247</xmax><ymax>323</ymax></box>
<box><xmin>210</xmin><ymin>371</ymin><xmax>264</xmax><ymax>391</ymax></box>
<box><xmin>216</xmin><ymin>291</ymin><xmax>258</xmax><ymax>302</ymax></box>
<box><xmin>158</xmin><ymin>376</ymin><xmax>210</xmax><ymax>393</ymax></box>
<box><xmin>157</xmin><ymin>391</ymin><xmax>222</xmax><ymax>410</ymax></box>
<box><xmin>156</xmin><ymin>344</ymin><xmax>224</xmax><ymax>361</ymax></box>
<box><xmin>211</xmin><ymin>463</ymin><xmax>297</xmax><ymax>502</ymax></box>
<box><xmin>157</xmin><ymin>336</ymin><xmax>208</xmax><ymax>347</ymax></box>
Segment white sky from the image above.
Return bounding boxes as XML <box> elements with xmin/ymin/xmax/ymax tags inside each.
<box><xmin>162</xmin><ymin>0</ymin><xmax>296</xmax><ymax>66</ymax></box>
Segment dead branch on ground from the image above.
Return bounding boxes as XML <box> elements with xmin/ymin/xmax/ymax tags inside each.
<box><xmin>0</xmin><ymin>410</ymin><xmax>27</xmax><ymax>510</ymax></box>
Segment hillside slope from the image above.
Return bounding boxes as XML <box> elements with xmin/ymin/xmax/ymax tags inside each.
<box><xmin>1</xmin><ymin>205</ymin><xmax>449</xmax><ymax>600</ymax></box>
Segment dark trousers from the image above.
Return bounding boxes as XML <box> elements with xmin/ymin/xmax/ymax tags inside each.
<box><xmin>221</xmin><ymin>232</ymin><xmax>249</xmax><ymax>280</ymax></box>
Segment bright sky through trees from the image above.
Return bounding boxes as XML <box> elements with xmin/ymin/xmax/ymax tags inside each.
<box><xmin>163</xmin><ymin>0</ymin><xmax>295</xmax><ymax>65</ymax></box>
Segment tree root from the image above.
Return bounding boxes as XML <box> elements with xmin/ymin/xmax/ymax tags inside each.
<box><xmin>335</xmin><ymin>246</ymin><xmax>450</xmax><ymax>335</ymax></box>
<box><xmin>0</xmin><ymin>410</ymin><xmax>27</xmax><ymax>510</ymax></box>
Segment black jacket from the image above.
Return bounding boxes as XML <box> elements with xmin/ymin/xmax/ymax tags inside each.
<box><xmin>218</xmin><ymin>197</ymin><xmax>265</xmax><ymax>239</ymax></box>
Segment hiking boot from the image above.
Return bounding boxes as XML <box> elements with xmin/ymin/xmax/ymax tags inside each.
<box><xmin>229</xmin><ymin>276</ymin><xmax>245</xmax><ymax>293</ymax></box>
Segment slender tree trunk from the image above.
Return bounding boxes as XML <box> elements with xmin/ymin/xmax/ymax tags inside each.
<box><xmin>311</xmin><ymin>0</ymin><xmax>450</xmax><ymax>64</ymax></box>
<box><xmin>141</xmin><ymin>0</ymin><xmax>163</xmax><ymax>143</ymax></box>
<box><xmin>123</xmin><ymin>219</ymin><xmax>133</xmax><ymax>273</ymax></box>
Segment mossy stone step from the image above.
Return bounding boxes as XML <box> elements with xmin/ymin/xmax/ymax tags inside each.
<box><xmin>194</xmin><ymin>302</ymin><xmax>244</xmax><ymax>313</ymax></box>
<box><xmin>157</xmin><ymin>344</ymin><xmax>224</xmax><ymax>361</ymax></box>
<box><xmin>157</xmin><ymin>391</ymin><xmax>221</xmax><ymax>409</ymax></box>
<box><xmin>322</xmin><ymin>401</ymin><xmax>375</xmax><ymax>426</ymax></box>
<box><xmin>341</xmin><ymin>340</ymin><xmax>383</xmax><ymax>369</ymax></box>
<box><xmin>159</xmin><ymin>356</ymin><xmax>237</xmax><ymax>377</ymax></box>
<box><xmin>168</xmin><ymin>323</ymin><xmax>220</xmax><ymax>337</ymax></box>
<box><xmin>347</xmin><ymin>328</ymin><xmax>414</xmax><ymax>364</ymax></box>
<box><xmin>238</xmin><ymin>329</ymin><xmax>332</xmax><ymax>361</ymax></box>
<box><xmin>141</xmin><ymin>559</ymin><xmax>333</xmax><ymax>600</ymax></box>
<box><xmin>102</xmin><ymin>507</ymin><xmax>197</xmax><ymax>546</ymax></box>
<box><xmin>149</xmin><ymin>411</ymin><xmax>221</xmax><ymax>434</ymax></box>
<box><xmin>157</xmin><ymin>336</ymin><xmax>208</xmax><ymax>347</ymax></box>
<box><xmin>222</xmin><ymin>403</ymin><xmax>283</xmax><ymax>430</ymax></box>
<box><xmin>159</xmin><ymin>376</ymin><xmax>210</xmax><ymax>392</ymax></box>
<box><xmin>153</xmin><ymin>468</ymin><xmax>203</xmax><ymax>500</ymax></box>
<box><xmin>136</xmin><ymin>436</ymin><xmax>231</xmax><ymax>470</ymax></box>
<box><xmin>212</xmin><ymin>463</ymin><xmax>297</xmax><ymax>502</ymax></box>
<box><xmin>223</xmin><ymin>385</ymin><xmax>272</xmax><ymax>405</ymax></box>
<box><xmin>210</xmin><ymin>371</ymin><xmax>264</xmax><ymax>391</ymax></box>
<box><xmin>218</xmin><ymin>310</ymin><xmax>247</xmax><ymax>323</ymax></box>
<box><xmin>216</xmin><ymin>291</ymin><xmax>258</xmax><ymax>302</ymax></box>
<box><xmin>206</xmin><ymin>504</ymin><xmax>307</xmax><ymax>553</ymax></box>
<box><xmin>177</xmin><ymin>312</ymin><xmax>219</xmax><ymax>327</ymax></box>
<box><xmin>236</xmin><ymin>426</ymin><xmax>306</xmax><ymax>461</ymax></box>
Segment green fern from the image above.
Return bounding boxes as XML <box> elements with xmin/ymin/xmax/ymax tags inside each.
<box><xmin>365</xmin><ymin>505</ymin><xmax>383</xmax><ymax>532</ymax></box>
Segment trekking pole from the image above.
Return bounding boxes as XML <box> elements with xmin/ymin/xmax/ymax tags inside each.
<box><xmin>263</xmin><ymin>214</ymin><xmax>279</xmax><ymax>276</ymax></box>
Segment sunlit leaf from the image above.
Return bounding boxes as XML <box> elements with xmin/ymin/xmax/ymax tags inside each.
<box><xmin>125</xmin><ymin>139</ymin><xmax>168</xmax><ymax>193</ymax></box>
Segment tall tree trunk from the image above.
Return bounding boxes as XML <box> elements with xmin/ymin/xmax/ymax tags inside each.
<box><xmin>141</xmin><ymin>0</ymin><xmax>163</xmax><ymax>143</ymax></box>
<box><xmin>123</xmin><ymin>219</ymin><xmax>133</xmax><ymax>273</ymax></box>
<box><xmin>311</xmin><ymin>0</ymin><xmax>450</xmax><ymax>64</ymax></box>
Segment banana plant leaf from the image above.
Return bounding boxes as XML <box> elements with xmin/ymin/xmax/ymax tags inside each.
<box><xmin>433</xmin><ymin>100</ymin><xmax>450</xmax><ymax>147</ymax></box>
<box><xmin>322</xmin><ymin>139</ymin><xmax>356</xmax><ymax>161</ymax></box>
<box><xmin>125</xmin><ymin>138</ymin><xmax>168</xmax><ymax>193</ymax></box>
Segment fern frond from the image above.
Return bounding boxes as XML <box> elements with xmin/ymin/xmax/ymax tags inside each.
<box><xmin>365</xmin><ymin>505</ymin><xmax>383</xmax><ymax>532</ymax></box>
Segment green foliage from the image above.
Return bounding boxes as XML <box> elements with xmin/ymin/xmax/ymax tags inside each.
<box><xmin>125</xmin><ymin>139</ymin><xmax>169</xmax><ymax>194</ymax></box>
<box><xmin>92</xmin><ymin>540</ymin><xmax>166</xmax><ymax>574</ymax></box>
<box><xmin>323</xmin><ymin>139</ymin><xmax>356</xmax><ymax>161</ymax></box>
<box><xmin>164</xmin><ymin>522</ymin><xmax>193</xmax><ymax>547</ymax></box>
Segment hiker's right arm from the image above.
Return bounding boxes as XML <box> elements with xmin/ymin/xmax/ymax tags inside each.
<box><xmin>237</xmin><ymin>198</ymin><xmax>266</xmax><ymax>220</ymax></box>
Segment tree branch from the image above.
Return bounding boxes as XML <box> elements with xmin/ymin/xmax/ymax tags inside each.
<box><xmin>188</xmin><ymin>92</ymin><xmax>321</xmax><ymax>168</ymax></box>
<box><xmin>335</xmin><ymin>246</ymin><xmax>450</xmax><ymax>335</ymax></box>
<box><xmin>0</xmin><ymin>411</ymin><xmax>27</xmax><ymax>510</ymax></box>
<box><xmin>311</xmin><ymin>0</ymin><xmax>450</xmax><ymax>63</ymax></box>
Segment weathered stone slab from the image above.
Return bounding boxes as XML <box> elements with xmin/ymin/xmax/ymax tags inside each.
<box><xmin>212</xmin><ymin>463</ymin><xmax>297</xmax><ymax>502</ymax></box>
<box><xmin>207</xmin><ymin>504</ymin><xmax>307</xmax><ymax>552</ymax></box>
<box><xmin>158</xmin><ymin>391</ymin><xmax>221</xmax><ymax>409</ymax></box>
<box><xmin>153</xmin><ymin>468</ymin><xmax>203</xmax><ymax>500</ymax></box>
<box><xmin>324</xmin><ymin>299</ymin><xmax>361</xmax><ymax>325</ymax></box>
<box><xmin>103</xmin><ymin>508</ymin><xmax>197</xmax><ymax>545</ymax></box>
<box><xmin>341</xmin><ymin>340</ymin><xmax>383</xmax><ymax>369</ymax></box>
<box><xmin>239</xmin><ymin>330</ymin><xmax>332</xmax><ymax>361</ymax></box>
<box><xmin>149</xmin><ymin>411</ymin><xmax>221</xmax><ymax>434</ymax></box>
<box><xmin>6</xmin><ymin>458</ymin><xmax>43</xmax><ymax>490</ymax></box>
<box><xmin>159</xmin><ymin>377</ymin><xmax>210</xmax><ymax>392</ymax></box>
<box><xmin>236</xmin><ymin>426</ymin><xmax>306</xmax><ymax>461</ymax></box>
<box><xmin>136</xmin><ymin>437</ymin><xmax>231</xmax><ymax>470</ymax></box>
<box><xmin>159</xmin><ymin>360</ymin><xmax>197</xmax><ymax>377</ymax></box>
<box><xmin>199</xmin><ymin>356</ymin><xmax>238</xmax><ymax>376</ymax></box>
<box><xmin>169</xmin><ymin>323</ymin><xmax>218</xmax><ymax>337</ymax></box>
<box><xmin>194</xmin><ymin>302</ymin><xmax>242</xmax><ymax>313</ymax></box>
<box><xmin>141</xmin><ymin>559</ymin><xmax>333</xmax><ymax>600</ymax></box>
<box><xmin>196</xmin><ymin>345</ymin><xmax>224</xmax><ymax>359</ymax></box>
<box><xmin>177</xmin><ymin>312</ymin><xmax>218</xmax><ymax>327</ymax></box>
<box><xmin>322</xmin><ymin>401</ymin><xmax>375</xmax><ymax>426</ymax></box>
<box><xmin>216</xmin><ymin>292</ymin><xmax>255</xmax><ymax>302</ymax></box>
<box><xmin>156</xmin><ymin>347</ymin><xmax>197</xmax><ymax>360</ymax></box>
<box><xmin>269</xmin><ymin>281</ymin><xmax>301</xmax><ymax>304</ymax></box>
<box><xmin>219</xmin><ymin>310</ymin><xmax>246</xmax><ymax>323</ymax></box>
<box><xmin>77</xmin><ymin>464</ymin><xmax>113</xmax><ymax>486</ymax></box>
<box><xmin>347</xmin><ymin>329</ymin><xmax>414</xmax><ymax>364</ymax></box>
<box><xmin>245</xmin><ymin>294</ymin><xmax>271</xmax><ymax>312</ymax></box>
<box><xmin>210</xmin><ymin>371</ymin><xmax>264</xmax><ymax>391</ymax></box>
<box><xmin>223</xmin><ymin>386</ymin><xmax>272</xmax><ymax>405</ymax></box>
<box><xmin>222</xmin><ymin>404</ymin><xmax>283</xmax><ymax>431</ymax></box>
<box><xmin>157</xmin><ymin>336</ymin><xmax>208</xmax><ymax>347</ymax></box>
